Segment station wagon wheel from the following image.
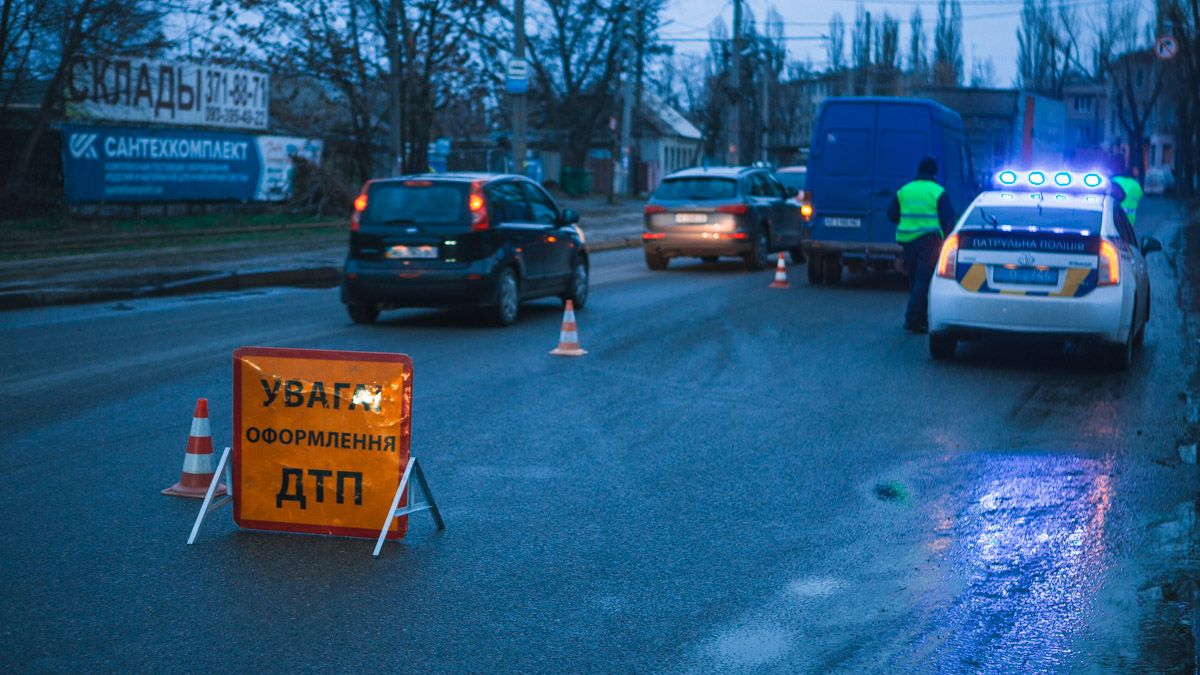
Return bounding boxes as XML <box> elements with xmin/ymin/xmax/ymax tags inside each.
<box><xmin>644</xmin><ymin>250</ymin><xmax>669</xmax><ymax>271</ymax></box>
<box><xmin>744</xmin><ymin>231</ymin><xmax>769</xmax><ymax>271</ymax></box>
<box><xmin>492</xmin><ymin>268</ymin><xmax>520</xmax><ymax>326</ymax></box>
<box><xmin>564</xmin><ymin>258</ymin><xmax>589</xmax><ymax>310</ymax></box>
<box><xmin>347</xmin><ymin>303</ymin><xmax>379</xmax><ymax>325</ymax></box>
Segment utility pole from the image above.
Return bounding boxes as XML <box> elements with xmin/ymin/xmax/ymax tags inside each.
<box><xmin>761</xmin><ymin>59</ymin><xmax>769</xmax><ymax>163</ymax></box>
<box><xmin>730</xmin><ymin>0</ymin><xmax>743</xmax><ymax>165</ymax></box>
<box><xmin>387</xmin><ymin>0</ymin><xmax>403</xmax><ymax>175</ymax></box>
<box><xmin>512</xmin><ymin>0</ymin><xmax>527</xmax><ymax>176</ymax></box>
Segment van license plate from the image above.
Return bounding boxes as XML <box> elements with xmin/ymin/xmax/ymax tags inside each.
<box><xmin>386</xmin><ymin>245</ymin><xmax>438</xmax><ymax>259</ymax></box>
<box><xmin>675</xmin><ymin>213</ymin><xmax>707</xmax><ymax>224</ymax></box>
<box><xmin>824</xmin><ymin>217</ymin><xmax>861</xmax><ymax>228</ymax></box>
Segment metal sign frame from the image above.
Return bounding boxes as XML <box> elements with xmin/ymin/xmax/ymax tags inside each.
<box><xmin>187</xmin><ymin>446</ymin><xmax>234</xmax><ymax>545</ymax></box>
<box><xmin>372</xmin><ymin>457</ymin><xmax>445</xmax><ymax>557</ymax></box>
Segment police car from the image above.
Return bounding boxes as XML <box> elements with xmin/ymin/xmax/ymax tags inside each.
<box><xmin>928</xmin><ymin>169</ymin><xmax>1162</xmax><ymax>369</ymax></box>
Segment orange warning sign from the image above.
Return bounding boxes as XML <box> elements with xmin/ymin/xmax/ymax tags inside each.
<box><xmin>232</xmin><ymin>347</ymin><xmax>412</xmax><ymax>540</ymax></box>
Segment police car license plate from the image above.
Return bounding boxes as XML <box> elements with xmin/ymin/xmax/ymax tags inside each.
<box><xmin>994</xmin><ymin>266</ymin><xmax>1057</xmax><ymax>285</ymax></box>
<box><xmin>824</xmin><ymin>217</ymin><xmax>861</xmax><ymax>228</ymax></box>
<box><xmin>386</xmin><ymin>245</ymin><xmax>438</xmax><ymax>259</ymax></box>
<box><xmin>675</xmin><ymin>213</ymin><xmax>707</xmax><ymax>224</ymax></box>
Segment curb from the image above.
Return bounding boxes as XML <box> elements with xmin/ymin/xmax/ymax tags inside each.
<box><xmin>0</xmin><ymin>237</ymin><xmax>644</xmax><ymax>311</ymax></box>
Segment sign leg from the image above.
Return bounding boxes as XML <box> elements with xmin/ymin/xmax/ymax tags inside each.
<box><xmin>372</xmin><ymin>457</ymin><xmax>415</xmax><ymax>557</ymax></box>
<box><xmin>188</xmin><ymin>446</ymin><xmax>232</xmax><ymax>545</ymax></box>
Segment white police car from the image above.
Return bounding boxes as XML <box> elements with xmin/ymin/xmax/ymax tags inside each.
<box><xmin>928</xmin><ymin>169</ymin><xmax>1162</xmax><ymax>369</ymax></box>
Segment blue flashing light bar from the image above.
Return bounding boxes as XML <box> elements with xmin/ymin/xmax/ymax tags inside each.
<box><xmin>1053</xmin><ymin>171</ymin><xmax>1071</xmax><ymax>186</ymax></box>
<box><xmin>990</xmin><ymin>169</ymin><xmax>1108</xmax><ymax>192</ymax></box>
<box><xmin>998</xmin><ymin>170</ymin><xmax>1018</xmax><ymax>185</ymax></box>
<box><xmin>1028</xmin><ymin>171</ymin><xmax>1046</xmax><ymax>186</ymax></box>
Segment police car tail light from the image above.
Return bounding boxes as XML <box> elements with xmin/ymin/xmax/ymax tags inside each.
<box><xmin>936</xmin><ymin>234</ymin><xmax>959</xmax><ymax>279</ymax></box>
<box><xmin>469</xmin><ymin>182</ymin><xmax>489</xmax><ymax>232</ymax></box>
<box><xmin>1098</xmin><ymin>240</ymin><xmax>1120</xmax><ymax>286</ymax></box>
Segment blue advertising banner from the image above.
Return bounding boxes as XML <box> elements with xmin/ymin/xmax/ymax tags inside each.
<box><xmin>61</xmin><ymin>124</ymin><xmax>321</xmax><ymax>203</ymax></box>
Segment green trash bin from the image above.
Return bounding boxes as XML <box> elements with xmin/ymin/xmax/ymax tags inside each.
<box><xmin>560</xmin><ymin>167</ymin><xmax>593</xmax><ymax>197</ymax></box>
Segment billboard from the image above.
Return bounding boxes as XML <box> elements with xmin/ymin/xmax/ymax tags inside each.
<box><xmin>62</xmin><ymin>123</ymin><xmax>322</xmax><ymax>203</ymax></box>
<box><xmin>64</xmin><ymin>56</ymin><xmax>269</xmax><ymax>130</ymax></box>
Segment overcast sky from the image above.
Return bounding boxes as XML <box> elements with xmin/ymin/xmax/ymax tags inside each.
<box><xmin>661</xmin><ymin>0</ymin><xmax>1160</xmax><ymax>87</ymax></box>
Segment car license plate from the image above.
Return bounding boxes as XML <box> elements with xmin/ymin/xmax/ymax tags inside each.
<box><xmin>993</xmin><ymin>266</ymin><xmax>1058</xmax><ymax>285</ymax></box>
<box><xmin>675</xmin><ymin>213</ymin><xmax>707</xmax><ymax>224</ymax></box>
<box><xmin>385</xmin><ymin>245</ymin><xmax>438</xmax><ymax>259</ymax></box>
<box><xmin>824</xmin><ymin>217</ymin><xmax>861</xmax><ymax>228</ymax></box>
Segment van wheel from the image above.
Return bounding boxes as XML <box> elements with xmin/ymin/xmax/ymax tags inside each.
<box><xmin>930</xmin><ymin>332</ymin><xmax>957</xmax><ymax>360</ymax></box>
<box><xmin>807</xmin><ymin>254</ymin><xmax>823</xmax><ymax>284</ymax></box>
<box><xmin>645</xmin><ymin>250</ymin><xmax>669</xmax><ymax>271</ymax></box>
<box><xmin>490</xmin><ymin>268</ymin><xmax>520</xmax><ymax>326</ymax></box>
<box><xmin>347</xmin><ymin>303</ymin><xmax>379</xmax><ymax>325</ymax></box>
<box><xmin>789</xmin><ymin>248</ymin><xmax>806</xmax><ymax>265</ymax></box>
<box><xmin>820</xmin><ymin>255</ymin><xmax>843</xmax><ymax>284</ymax></box>
<box><xmin>700</xmin><ymin>256</ymin><xmax>719</xmax><ymax>263</ymax></box>
<box><xmin>744</xmin><ymin>231</ymin><xmax>769</xmax><ymax>271</ymax></box>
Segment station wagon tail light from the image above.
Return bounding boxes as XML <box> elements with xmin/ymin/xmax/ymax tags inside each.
<box><xmin>1098</xmin><ymin>240</ymin><xmax>1120</xmax><ymax>286</ymax></box>
<box><xmin>350</xmin><ymin>192</ymin><xmax>368</xmax><ymax>231</ymax></box>
<box><xmin>642</xmin><ymin>232</ymin><xmax>666</xmax><ymax>239</ymax></box>
<box><xmin>469</xmin><ymin>182</ymin><xmax>489</xmax><ymax>232</ymax></box>
<box><xmin>800</xmin><ymin>203</ymin><xmax>813</xmax><ymax>218</ymax></box>
<box><xmin>644</xmin><ymin>204</ymin><xmax>667</xmax><ymax>215</ymax></box>
<box><xmin>716</xmin><ymin>203</ymin><xmax>749</xmax><ymax>215</ymax></box>
<box><xmin>936</xmin><ymin>234</ymin><xmax>959</xmax><ymax>278</ymax></box>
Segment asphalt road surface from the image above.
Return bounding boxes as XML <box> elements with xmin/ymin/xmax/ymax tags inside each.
<box><xmin>1</xmin><ymin>198</ymin><xmax>1196</xmax><ymax>672</ymax></box>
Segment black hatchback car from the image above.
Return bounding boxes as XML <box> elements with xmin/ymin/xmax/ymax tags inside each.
<box><xmin>642</xmin><ymin>166</ymin><xmax>804</xmax><ymax>271</ymax></box>
<box><xmin>341</xmin><ymin>173</ymin><xmax>589</xmax><ymax>326</ymax></box>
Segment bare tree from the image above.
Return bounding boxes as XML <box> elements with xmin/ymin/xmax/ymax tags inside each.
<box><xmin>876</xmin><ymin>12</ymin><xmax>900</xmax><ymax>71</ymax></box>
<box><xmin>908</xmin><ymin>7</ymin><xmax>927</xmax><ymax>79</ymax></box>
<box><xmin>970</xmin><ymin>55</ymin><xmax>996</xmax><ymax>87</ymax></box>
<box><xmin>1157</xmin><ymin>0</ymin><xmax>1199</xmax><ymax>195</ymax></box>
<box><xmin>933</xmin><ymin>0</ymin><xmax>963</xmax><ymax>85</ymax></box>
<box><xmin>826</xmin><ymin>12</ymin><xmax>845</xmax><ymax>72</ymax></box>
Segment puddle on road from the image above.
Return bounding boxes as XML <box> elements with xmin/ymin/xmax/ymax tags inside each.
<box><xmin>707</xmin><ymin>625</ymin><xmax>794</xmax><ymax>668</ymax></box>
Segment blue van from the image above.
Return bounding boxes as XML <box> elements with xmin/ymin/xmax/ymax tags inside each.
<box><xmin>803</xmin><ymin>97</ymin><xmax>978</xmax><ymax>284</ymax></box>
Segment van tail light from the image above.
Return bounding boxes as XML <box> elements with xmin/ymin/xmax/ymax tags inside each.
<box><xmin>716</xmin><ymin>203</ymin><xmax>749</xmax><ymax>215</ymax></box>
<box><xmin>469</xmin><ymin>182</ymin><xmax>489</xmax><ymax>232</ymax></box>
<box><xmin>350</xmin><ymin>191</ymin><xmax>368</xmax><ymax>231</ymax></box>
<box><xmin>1098</xmin><ymin>239</ymin><xmax>1120</xmax><ymax>286</ymax></box>
<box><xmin>644</xmin><ymin>204</ymin><xmax>667</xmax><ymax>215</ymax></box>
<box><xmin>936</xmin><ymin>234</ymin><xmax>959</xmax><ymax>278</ymax></box>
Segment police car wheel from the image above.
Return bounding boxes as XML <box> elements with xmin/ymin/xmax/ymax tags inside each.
<box><xmin>806</xmin><ymin>255</ymin><xmax>823</xmax><ymax>284</ymax></box>
<box><xmin>1103</xmin><ymin>332</ymin><xmax>1134</xmax><ymax>371</ymax></box>
<box><xmin>347</xmin><ymin>303</ymin><xmax>379</xmax><ymax>325</ymax></box>
<box><xmin>929</xmin><ymin>332</ymin><xmax>957</xmax><ymax>360</ymax></box>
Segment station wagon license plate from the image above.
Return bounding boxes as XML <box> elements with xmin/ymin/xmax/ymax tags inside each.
<box><xmin>385</xmin><ymin>245</ymin><xmax>438</xmax><ymax>259</ymax></box>
<box><xmin>993</xmin><ymin>266</ymin><xmax>1057</xmax><ymax>285</ymax></box>
<box><xmin>675</xmin><ymin>213</ymin><xmax>707</xmax><ymax>224</ymax></box>
<box><xmin>824</xmin><ymin>217</ymin><xmax>861</xmax><ymax>228</ymax></box>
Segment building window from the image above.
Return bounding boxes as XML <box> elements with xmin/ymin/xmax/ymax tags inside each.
<box><xmin>1074</xmin><ymin>96</ymin><xmax>1092</xmax><ymax>113</ymax></box>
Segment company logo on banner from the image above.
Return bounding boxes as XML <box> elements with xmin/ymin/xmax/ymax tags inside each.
<box><xmin>232</xmin><ymin>347</ymin><xmax>413</xmax><ymax>540</ymax></box>
<box><xmin>64</xmin><ymin>56</ymin><xmax>269</xmax><ymax>130</ymax></box>
<box><xmin>61</xmin><ymin>123</ymin><xmax>321</xmax><ymax>203</ymax></box>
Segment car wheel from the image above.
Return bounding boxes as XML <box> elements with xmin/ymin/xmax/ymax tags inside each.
<box><xmin>1133</xmin><ymin>301</ymin><xmax>1147</xmax><ymax>348</ymax></box>
<box><xmin>744</xmin><ymin>230</ymin><xmax>769</xmax><ymax>271</ymax></box>
<box><xmin>347</xmin><ymin>303</ymin><xmax>379</xmax><ymax>325</ymax></box>
<box><xmin>491</xmin><ymin>268</ymin><xmax>520</xmax><ymax>326</ymax></box>
<box><xmin>820</xmin><ymin>254</ymin><xmax>842</xmax><ymax>284</ymax></box>
<box><xmin>700</xmin><ymin>256</ymin><xmax>719</xmax><ymax>263</ymax></box>
<box><xmin>563</xmin><ymin>258</ymin><xmax>589</xmax><ymax>310</ymax></box>
<box><xmin>929</xmin><ymin>332</ymin><xmax>957</xmax><ymax>360</ymax></box>
<box><xmin>1104</xmin><ymin>330</ymin><xmax>1134</xmax><ymax>371</ymax></box>
<box><xmin>645</xmin><ymin>250</ymin><xmax>669</xmax><ymax>271</ymax></box>
<box><xmin>807</xmin><ymin>254</ymin><xmax>823</xmax><ymax>285</ymax></box>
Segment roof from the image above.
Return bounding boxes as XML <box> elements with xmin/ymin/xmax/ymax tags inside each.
<box><xmin>820</xmin><ymin>96</ymin><xmax>964</xmax><ymax>128</ymax></box>
<box><xmin>664</xmin><ymin>166</ymin><xmax>759</xmax><ymax>179</ymax></box>
<box><xmin>972</xmin><ymin>189</ymin><xmax>1107</xmax><ymax>212</ymax></box>
<box><xmin>375</xmin><ymin>172</ymin><xmax>516</xmax><ymax>184</ymax></box>
<box><xmin>642</xmin><ymin>94</ymin><xmax>702</xmax><ymax>141</ymax></box>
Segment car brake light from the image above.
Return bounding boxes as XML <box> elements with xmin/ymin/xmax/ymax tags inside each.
<box><xmin>644</xmin><ymin>204</ymin><xmax>666</xmax><ymax>215</ymax></box>
<box><xmin>350</xmin><ymin>192</ymin><xmax>368</xmax><ymax>231</ymax></box>
<box><xmin>642</xmin><ymin>232</ymin><xmax>666</xmax><ymax>239</ymax></box>
<box><xmin>936</xmin><ymin>234</ymin><xmax>959</xmax><ymax>278</ymax></box>
<box><xmin>469</xmin><ymin>182</ymin><xmax>489</xmax><ymax>232</ymax></box>
<box><xmin>716</xmin><ymin>203</ymin><xmax>749</xmax><ymax>215</ymax></box>
<box><xmin>800</xmin><ymin>203</ymin><xmax>813</xmax><ymax>219</ymax></box>
<box><xmin>1098</xmin><ymin>240</ymin><xmax>1120</xmax><ymax>286</ymax></box>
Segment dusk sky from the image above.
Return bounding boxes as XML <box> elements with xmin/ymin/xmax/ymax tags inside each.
<box><xmin>662</xmin><ymin>0</ymin><xmax>1161</xmax><ymax>87</ymax></box>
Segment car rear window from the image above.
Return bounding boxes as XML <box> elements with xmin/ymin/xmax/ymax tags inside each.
<box><xmin>776</xmin><ymin>172</ymin><xmax>806</xmax><ymax>191</ymax></box>
<box><xmin>961</xmin><ymin>205</ymin><xmax>1102</xmax><ymax>233</ymax></box>
<box><xmin>365</xmin><ymin>182</ymin><xmax>469</xmax><ymax>229</ymax></box>
<box><xmin>653</xmin><ymin>177</ymin><xmax>738</xmax><ymax>201</ymax></box>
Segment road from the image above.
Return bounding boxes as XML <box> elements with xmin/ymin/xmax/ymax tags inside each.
<box><xmin>1</xmin><ymin>198</ymin><xmax>1196</xmax><ymax>671</ymax></box>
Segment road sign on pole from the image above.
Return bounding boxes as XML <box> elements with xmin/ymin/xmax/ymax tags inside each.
<box><xmin>506</xmin><ymin>58</ymin><xmax>529</xmax><ymax>94</ymax></box>
<box><xmin>1155</xmin><ymin>35</ymin><xmax>1179</xmax><ymax>60</ymax></box>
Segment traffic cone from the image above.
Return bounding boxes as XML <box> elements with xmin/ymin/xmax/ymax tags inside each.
<box><xmin>549</xmin><ymin>300</ymin><xmax>587</xmax><ymax>357</ymax></box>
<box><xmin>162</xmin><ymin>398</ymin><xmax>226</xmax><ymax>499</ymax></box>
<box><xmin>769</xmin><ymin>252</ymin><xmax>790</xmax><ymax>289</ymax></box>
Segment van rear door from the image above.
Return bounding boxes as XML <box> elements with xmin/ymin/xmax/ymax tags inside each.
<box><xmin>867</xmin><ymin>103</ymin><xmax>934</xmax><ymax>245</ymax></box>
<box><xmin>809</xmin><ymin>101</ymin><xmax>875</xmax><ymax>245</ymax></box>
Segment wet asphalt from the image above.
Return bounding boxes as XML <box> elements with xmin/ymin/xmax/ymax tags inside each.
<box><xmin>0</xmin><ymin>198</ymin><xmax>1196</xmax><ymax>672</ymax></box>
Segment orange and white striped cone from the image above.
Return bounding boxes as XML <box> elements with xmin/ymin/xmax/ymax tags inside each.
<box><xmin>769</xmin><ymin>252</ymin><xmax>790</xmax><ymax>289</ymax></box>
<box><xmin>549</xmin><ymin>300</ymin><xmax>587</xmax><ymax>357</ymax></box>
<box><xmin>162</xmin><ymin>398</ymin><xmax>226</xmax><ymax>499</ymax></box>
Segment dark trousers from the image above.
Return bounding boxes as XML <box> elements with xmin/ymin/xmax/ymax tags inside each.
<box><xmin>901</xmin><ymin>234</ymin><xmax>942</xmax><ymax>326</ymax></box>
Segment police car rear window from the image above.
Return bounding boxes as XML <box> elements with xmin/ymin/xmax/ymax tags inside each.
<box><xmin>654</xmin><ymin>178</ymin><xmax>738</xmax><ymax>201</ymax></box>
<box><xmin>961</xmin><ymin>206</ymin><xmax>1101</xmax><ymax>233</ymax></box>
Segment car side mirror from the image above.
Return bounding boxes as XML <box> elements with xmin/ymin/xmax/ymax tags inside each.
<box><xmin>559</xmin><ymin>208</ymin><xmax>580</xmax><ymax>225</ymax></box>
<box><xmin>1140</xmin><ymin>236</ymin><xmax>1162</xmax><ymax>255</ymax></box>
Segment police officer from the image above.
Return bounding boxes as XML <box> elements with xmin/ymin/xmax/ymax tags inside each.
<box><xmin>1110</xmin><ymin>165</ymin><xmax>1144</xmax><ymax>225</ymax></box>
<box><xmin>887</xmin><ymin>157</ymin><xmax>957</xmax><ymax>333</ymax></box>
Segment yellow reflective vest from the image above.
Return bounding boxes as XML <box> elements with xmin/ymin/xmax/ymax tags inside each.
<box><xmin>895</xmin><ymin>179</ymin><xmax>945</xmax><ymax>243</ymax></box>
<box><xmin>1112</xmin><ymin>175</ymin><xmax>1143</xmax><ymax>225</ymax></box>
